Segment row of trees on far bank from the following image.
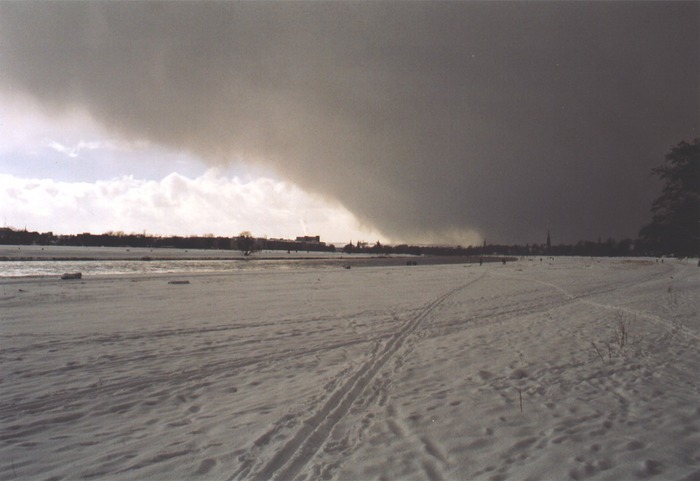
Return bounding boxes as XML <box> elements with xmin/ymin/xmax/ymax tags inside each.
<box><xmin>0</xmin><ymin>227</ymin><xmax>647</xmax><ymax>258</ymax></box>
<box><xmin>339</xmin><ymin>238</ymin><xmax>640</xmax><ymax>258</ymax></box>
<box><xmin>0</xmin><ymin>229</ymin><xmax>335</xmax><ymax>255</ymax></box>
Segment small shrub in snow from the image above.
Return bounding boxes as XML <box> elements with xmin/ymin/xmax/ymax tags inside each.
<box><xmin>592</xmin><ymin>311</ymin><xmax>637</xmax><ymax>363</ymax></box>
<box><xmin>613</xmin><ymin>313</ymin><xmax>629</xmax><ymax>350</ymax></box>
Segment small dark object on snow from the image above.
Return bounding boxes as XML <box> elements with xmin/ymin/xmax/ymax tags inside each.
<box><xmin>61</xmin><ymin>272</ymin><xmax>82</xmax><ymax>280</ymax></box>
<box><xmin>342</xmin><ymin>265</ymin><xmax>351</xmax><ymax>269</ymax></box>
<box><xmin>168</xmin><ymin>280</ymin><xmax>190</xmax><ymax>285</ymax></box>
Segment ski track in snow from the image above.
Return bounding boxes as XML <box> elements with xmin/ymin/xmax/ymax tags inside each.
<box><xmin>1</xmin><ymin>257</ymin><xmax>699</xmax><ymax>481</ymax></box>
<box><xmin>236</xmin><ymin>272</ymin><xmax>488</xmax><ymax>481</ymax></box>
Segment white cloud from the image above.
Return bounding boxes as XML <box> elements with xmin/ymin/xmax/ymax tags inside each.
<box><xmin>0</xmin><ymin>92</ymin><xmax>207</xmax><ymax>184</ymax></box>
<box><xmin>0</xmin><ymin>171</ymin><xmax>388</xmax><ymax>244</ymax></box>
<box><xmin>0</xmin><ymin>93</ymin><xmax>96</xmax><ymax>154</ymax></box>
<box><xmin>0</xmin><ymin>92</ymin><xmax>387</xmax><ymax>244</ymax></box>
<box><xmin>45</xmin><ymin>139</ymin><xmax>108</xmax><ymax>158</ymax></box>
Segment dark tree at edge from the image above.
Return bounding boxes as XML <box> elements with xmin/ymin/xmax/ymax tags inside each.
<box><xmin>639</xmin><ymin>139</ymin><xmax>700</xmax><ymax>256</ymax></box>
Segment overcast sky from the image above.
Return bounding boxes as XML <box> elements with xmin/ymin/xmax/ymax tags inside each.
<box><xmin>1</xmin><ymin>1</ymin><xmax>698</xmax><ymax>245</ymax></box>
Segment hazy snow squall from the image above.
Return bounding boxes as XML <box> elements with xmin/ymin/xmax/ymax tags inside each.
<box><xmin>1</xmin><ymin>257</ymin><xmax>699</xmax><ymax>480</ymax></box>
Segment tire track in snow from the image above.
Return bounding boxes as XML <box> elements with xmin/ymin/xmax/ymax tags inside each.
<box><xmin>0</xmin><ymin>334</ymin><xmax>386</xmax><ymax>418</ymax></box>
<box><xmin>491</xmin><ymin>261</ymin><xmax>674</xmax><ymax>302</ymax></box>
<box><xmin>424</xmin><ymin>266</ymin><xmax>673</xmax><ymax>341</ymax></box>
<box><xmin>242</xmin><ymin>272</ymin><xmax>487</xmax><ymax>481</ymax></box>
<box><xmin>582</xmin><ymin>300</ymin><xmax>700</xmax><ymax>342</ymax></box>
<box><xmin>505</xmin><ymin>263</ymin><xmax>700</xmax><ymax>342</ymax></box>
<box><xmin>0</xmin><ymin>312</ymin><xmax>375</xmax><ymax>356</ymax></box>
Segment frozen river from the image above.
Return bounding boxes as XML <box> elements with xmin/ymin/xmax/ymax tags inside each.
<box><xmin>0</xmin><ymin>245</ymin><xmax>490</xmax><ymax>278</ymax></box>
<box><xmin>0</xmin><ymin>245</ymin><xmax>401</xmax><ymax>277</ymax></box>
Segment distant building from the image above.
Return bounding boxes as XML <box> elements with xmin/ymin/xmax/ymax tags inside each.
<box><xmin>296</xmin><ymin>235</ymin><xmax>320</xmax><ymax>243</ymax></box>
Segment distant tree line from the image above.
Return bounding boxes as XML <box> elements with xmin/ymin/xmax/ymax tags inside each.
<box><xmin>0</xmin><ymin>229</ymin><xmax>335</xmax><ymax>254</ymax></box>
<box><xmin>340</xmin><ymin>238</ymin><xmax>642</xmax><ymax>257</ymax></box>
<box><xmin>0</xmin><ymin>227</ymin><xmax>649</xmax><ymax>257</ymax></box>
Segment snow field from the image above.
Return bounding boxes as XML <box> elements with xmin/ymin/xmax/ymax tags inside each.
<box><xmin>1</xmin><ymin>258</ymin><xmax>698</xmax><ymax>480</ymax></box>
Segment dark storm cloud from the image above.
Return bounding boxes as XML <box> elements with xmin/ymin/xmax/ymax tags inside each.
<box><xmin>1</xmin><ymin>1</ymin><xmax>698</xmax><ymax>244</ymax></box>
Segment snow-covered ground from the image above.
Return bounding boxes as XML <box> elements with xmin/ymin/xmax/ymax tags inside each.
<box><xmin>1</xmin><ymin>257</ymin><xmax>698</xmax><ymax>480</ymax></box>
